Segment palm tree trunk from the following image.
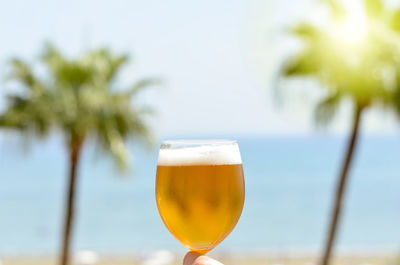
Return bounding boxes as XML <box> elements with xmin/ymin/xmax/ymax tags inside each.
<box><xmin>60</xmin><ymin>141</ymin><xmax>83</xmax><ymax>265</ymax></box>
<box><xmin>320</xmin><ymin>106</ymin><xmax>363</xmax><ymax>265</ymax></box>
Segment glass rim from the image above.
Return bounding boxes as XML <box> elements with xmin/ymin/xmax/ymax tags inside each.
<box><xmin>160</xmin><ymin>139</ymin><xmax>237</xmax><ymax>149</ymax></box>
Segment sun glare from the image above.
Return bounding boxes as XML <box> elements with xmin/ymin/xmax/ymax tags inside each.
<box><xmin>331</xmin><ymin>1</ymin><xmax>369</xmax><ymax>46</ymax></box>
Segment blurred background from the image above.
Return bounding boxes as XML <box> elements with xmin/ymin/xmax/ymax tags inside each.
<box><xmin>1</xmin><ymin>0</ymin><xmax>400</xmax><ymax>265</ymax></box>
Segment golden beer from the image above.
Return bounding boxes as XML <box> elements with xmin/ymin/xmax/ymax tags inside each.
<box><xmin>155</xmin><ymin>140</ymin><xmax>245</xmax><ymax>253</ymax></box>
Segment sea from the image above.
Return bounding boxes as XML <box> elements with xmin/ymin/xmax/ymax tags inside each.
<box><xmin>0</xmin><ymin>135</ymin><xmax>399</xmax><ymax>256</ymax></box>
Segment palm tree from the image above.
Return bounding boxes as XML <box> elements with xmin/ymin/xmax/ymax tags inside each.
<box><xmin>0</xmin><ymin>43</ymin><xmax>157</xmax><ymax>265</ymax></box>
<box><xmin>282</xmin><ymin>1</ymin><xmax>400</xmax><ymax>265</ymax></box>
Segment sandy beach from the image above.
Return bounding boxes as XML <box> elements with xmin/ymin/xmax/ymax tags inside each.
<box><xmin>2</xmin><ymin>252</ymin><xmax>399</xmax><ymax>265</ymax></box>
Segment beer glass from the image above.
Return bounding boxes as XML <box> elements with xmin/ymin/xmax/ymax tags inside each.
<box><xmin>155</xmin><ymin>140</ymin><xmax>245</xmax><ymax>253</ymax></box>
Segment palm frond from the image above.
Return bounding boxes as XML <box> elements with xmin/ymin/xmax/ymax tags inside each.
<box><xmin>8</xmin><ymin>59</ymin><xmax>44</xmax><ymax>94</ymax></box>
<box><xmin>42</xmin><ymin>43</ymin><xmax>92</xmax><ymax>87</ymax></box>
<box><xmin>41</xmin><ymin>43</ymin><xmax>65</xmax><ymax>74</ymax></box>
<box><xmin>289</xmin><ymin>23</ymin><xmax>321</xmax><ymax>39</ymax></box>
<box><xmin>364</xmin><ymin>0</ymin><xmax>384</xmax><ymax>18</ymax></box>
<box><xmin>283</xmin><ymin>51</ymin><xmax>319</xmax><ymax>77</ymax></box>
<box><xmin>315</xmin><ymin>91</ymin><xmax>342</xmax><ymax>125</ymax></box>
<box><xmin>104</xmin><ymin>53</ymin><xmax>129</xmax><ymax>83</ymax></box>
<box><xmin>0</xmin><ymin>94</ymin><xmax>53</xmax><ymax>137</ymax></box>
<box><xmin>128</xmin><ymin>78</ymin><xmax>161</xmax><ymax>96</ymax></box>
<box><xmin>321</xmin><ymin>0</ymin><xmax>347</xmax><ymax>19</ymax></box>
<box><xmin>106</xmin><ymin>127</ymin><xmax>131</xmax><ymax>170</ymax></box>
<box><xmin>390</xmin><ymin>9</ymin><xmax>400</xmax><ymax>32</ymax></box>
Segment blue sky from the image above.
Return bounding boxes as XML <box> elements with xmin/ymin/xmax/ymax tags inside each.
<box><xmin>1</xmin><ymin>0</ymin><xmax>399</xmax><ymax>137</ymax></box>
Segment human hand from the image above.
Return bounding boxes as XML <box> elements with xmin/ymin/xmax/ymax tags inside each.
<box><xmin>183</xmin><ymin>252</ymin><xmax>224</xmax><ymax>265</ymax></box>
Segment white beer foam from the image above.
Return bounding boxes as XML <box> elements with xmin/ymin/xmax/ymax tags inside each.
<box><xmin>157</xmin><ymin>144</ymin><xmax>242</xmax><ymax>166</ymax></box>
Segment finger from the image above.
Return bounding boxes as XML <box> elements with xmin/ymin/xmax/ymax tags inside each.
<box><xmin>183</xmin><ymin>252</ymin><xmax>202</xmax><ymax>265</ymax></box>
<box><xmin>183</xmin><ymin>251</ymin><xmax>223</xmax><ymax>265</ymax></box>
